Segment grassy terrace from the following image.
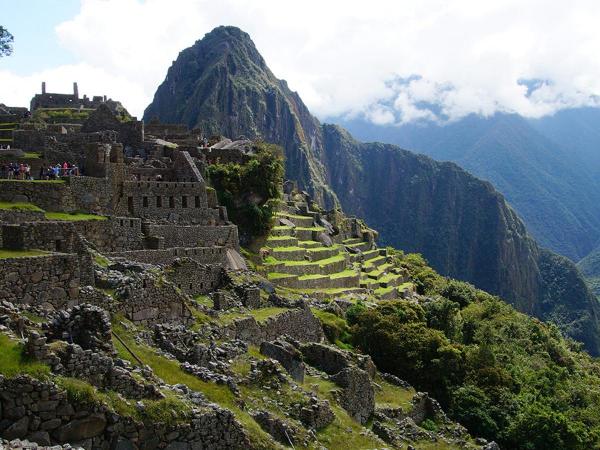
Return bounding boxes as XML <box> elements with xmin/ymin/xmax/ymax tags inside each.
<box><xmin>275</xmin><ymin>212</ymin><xmax>313</xmax><ymax>220</ymax></box>
<box><xmin>295</xmin><ymin>226</ymin><xmax>325</xmax><ymax>231</ymax></box>
<box><xmin>267</xmin><ymin>272</ymin><xmax>296</xmax><ymax>280</ymax></box>
<box><xmin>0</xmin><ymin>201</ymin><xmax>43</xmax><ymax>212</ymax></box>
<box><xmin>0</xmin><ymin>152</ymin><xmax>42</xmax><ymax>159</ymax></box>
<box><xmin>218</xmin><ymin>307</ymin><xmax>289</xmax><ymax>325</ymax></box>
<box><xmin>298</xmin><ymin>240</ymin><xmax>322</xmax><ymax>248</ymax></box>
<box><xmin>268</xmin><ymin>245</ymin><xmax>305</xmax><ymax>252</ymax></box>
<box><xmin>266</xmin><ymin>253</ymin><xmax>345</xmax><ymax>267</ymax></box>
<box><xmin>0</xmin><ymin>249</ymin><xmax>49</xmax><ymax>259</ymax></box>
<box><xmin>374</xmin><ymin>285</ymin><xmax>396</xmax><ymax>296</ymax></box>
<box><xmin>271</xmin><ymin>225</ymin><xmax>294</xmax><ymax>231</ymax></box>
<box><xmin>45</xmin><ymin>212</ymin><xmax>107</xmax><ymax>221</ymax></box>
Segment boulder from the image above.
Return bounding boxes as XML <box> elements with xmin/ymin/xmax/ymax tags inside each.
<box><xmin>260</xmin><ymin>339</ymin><xmax>305</xmax><ymax>382</ymax></box>
<box><xmin>317</xmin><ymin>232</ymin><xmax>333</xmax><ymax>247</ymax></box>
<box><xmin>54</xmin><ymin>413</ymin><xmax>106</xmax><ymax>442</ymax></box>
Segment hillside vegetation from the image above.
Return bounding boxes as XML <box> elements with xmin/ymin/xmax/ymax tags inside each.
<box><xmin>342</xmin><ymin>250</ymin><xmax>600</xmax><ymax>450</ymax></box>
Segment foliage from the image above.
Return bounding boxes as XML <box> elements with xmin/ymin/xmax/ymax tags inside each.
<box><xmin>345</xmin><ymin>251</ymin><xmax>600</xmax><ymax>449</ymax></box>
<box><xmin>207</xmin><ymin>141</ymin><xmax>284</xmax><ymax>240</ymax></box>
<box><xmin>0</xmin><ymin>26</ymin><xmax>13</xmax><ymax>57</ymax></box>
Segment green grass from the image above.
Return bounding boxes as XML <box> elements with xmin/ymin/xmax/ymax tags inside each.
<box><xmin>374</xmin><ymin>375</ymin><xmax>415</xmax><ymax>410</ymax></box>
<box><xmin>275</xmin><ymin>212</ymin><xmax>313</xmax><ymax>220</ymax></box>
<box><xmin>0</xmin><ymin>249</ymin><xmax>48</xmax><ymax>259</ymax></box>
<box><xmin>0</xmin><ymin>201</ymin><xmax>44</xmax><ymax>212</ymax></box>
<box><xmin>295</xmin><ymin>226</ymin><xmax>325</xmax><ymax>232</ymax></box>
<box><xmin>298</xmin><ymin>274</ymin><xmax>328</xmax><ymax>280</ymax></box>
<box><xmin>272</xmin><ymin>225</ymin><xmax>294</xmax><ymax>231</ymax></box>
<box><xmin>194</xmin><ymin>295</ymin><xmax>213</xmax><ymax>308</ymax></box>
<box><xmin>304</xmin><ymin>374</ymin><xmax>385</xmax><ymax>448</ymax></box>
<box><xmin>266</xmin><ymin>236</ymin><xmax>297</xmax><ymax>242</ymax></box>
<box><xmin>374</xmin><ymin>286</ymin><xmax>396</xmax><ymax>296</ymax></box>
<box><xmin>378</xmin><ymin>272</ymin><xmax>402</xmax><ymax>284</ymax></box>
<box><xmin>0</xmin><ymin>334</ymin><xmax>51</xmax><ymax>379</ymax></box>
<box><xmin>269</xmin><ymin>246</ymin><xmax>305</xmax><ymax>252</ymax></box>
<box><xmin>297</xmin><ymin>240</ymin><xmax>322</xmax><ymax>248</ymax></box>
<box><xmin>268</xmin><ymin>253</ymin><xmax>345</xmax><ymax>267</ymax></box>
<box><xmin>111</xmin><ymin>319</ymin><xmax>277</xmax><ymax>448</ymax></box>
<box><xmin>267</xmin><ymin>272</ymin><xmax>296</xmax><ymax>280</ymax></box>
<box><xmin>45</xmin><ymin>212</ymin><xmax>107</xmax><ymax>221</ymax></box>
<box><xmin>249</xmin><ymin>307</ymin><xmax>289</xmax><ymax>322</ymax></box>
<box><xmin>93</xmin><ymin>253</ymin><xmax>110</xmax><ymax>268</ymax></box>
<box><xmin>330</xmin><ymin>269</ymin><xmax>358</xmax><ymax>279</ymax></box>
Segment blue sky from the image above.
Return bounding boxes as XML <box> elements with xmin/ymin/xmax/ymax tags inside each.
<box><xmin>2</xmin><ymin>0</ymin><xmax>79</xmax><ymax>75</ymax></box>
<box><xmin>2</xmin><ymin>0</ymin><xmax>600</xmax><ymax>122</ymax></box>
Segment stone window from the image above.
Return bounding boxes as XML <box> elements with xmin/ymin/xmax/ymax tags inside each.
<box><xmin>195</xmin><ymin>196</ymin><xmax>200</xmax><ymax>208</ymax></box>
<box><xmin>156</xmin><ymin>196</ymin><xmax>162</xmax><ymax>207</ymax></box>
<box><xmin>169</xmin><ymin>196</ymin><xmax>175</xmax><ymax>208</ymax></box>
<box><xmin>182</xmin><ymin>196</ymin><xmax>188</xmax><ymax>208</ymax></box>
<box><xmin>143</xmin><ymin>196</ymin><xmax>148</xmax><ymax>207</ymax></box>
<box><xmin>127</xmin><ymin>196</ymin><xmax>134</xmax><ymax>214</ymax></box>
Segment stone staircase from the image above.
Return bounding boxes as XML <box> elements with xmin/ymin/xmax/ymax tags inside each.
<box><xmin>261</xmin><ymin>201</ymin><xmax>415</xmax><ymax>300</ymax></box>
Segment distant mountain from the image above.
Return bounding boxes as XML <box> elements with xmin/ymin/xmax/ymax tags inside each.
<box><xmin>145</xmin><ymin>26</ymin><xmax>600</xmax><ymax>354</ymax></box>
<box><xmin>337</xmin><ymin>112</ymin><xmax>600</xmax><ymax>262</ymax></box>
<box><xmin>578</xmin><ymin>245</ymin><xmax>600</xmax><ymax>297</ymax></box>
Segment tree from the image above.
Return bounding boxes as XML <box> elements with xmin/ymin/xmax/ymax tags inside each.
<box><xmin>0</xmin><ymin>26</ymin><xmax>14</xmax><ymax>57</ymax></box>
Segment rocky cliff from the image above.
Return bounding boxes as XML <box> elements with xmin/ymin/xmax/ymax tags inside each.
<box><xmin>144</xmin><ymin>26</ymin><xmax>338</xmax><ymax>208</ymax></box>
<box><xmin>145</xmin><ymin>26</ymin><xmax>600</xmax><ymax>355</ymax></box>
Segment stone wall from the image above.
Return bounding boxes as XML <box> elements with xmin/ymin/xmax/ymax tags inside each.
<box><xmin>166</xmin><ymin>258</ymin><xmax>224</xmax><ymax>296</ymax></box>
<box><xmin>144</xmin><ymin>223</ymin><xmax>239</xmax><ymax>249</ymax></box>
<box><xmin>0</xmin><ymin>181</ymin><xmax>76</xmax><ymax>212</ymax></box>
<box><xmin>117</xmin><ymin>274</ymin><xmax>192</xmax><ymax>325</ymax></box>
<box><xmin>74</xmin><ymin>217</ymin><xmax>144</xmax><ymax>252</ymax></box>
<box><xmin>226</xmin><ymin>306</ymin><xmax>324</xmax><ymax>345</ymax></box>
<box><xmin>107</xmin><ymin>246</ymin><xmax>227</xmax><ymax>266</ymax></box>
<box><xmin>0</xmin><ymin>375</ymin><xmax>248</xmax><ymax>449</ymax></box>
<box><xmin>118</xmin><ymin>181</ymin><xmax>219</xmax><ymax>223</ymax></box>
<box><xmin>0</xmin><ymin>255</ymin><xmax>85</xmax><ymax>308</ymax></box>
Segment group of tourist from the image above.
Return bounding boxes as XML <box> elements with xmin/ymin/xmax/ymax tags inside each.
<box><xmin>39</xmin><ymin>162</ymin><xmax>80</xmax><ymax>179</ymax></box>
<box><xmin>0</xmin><ymin>162</ymin><xmax>33</xmax><ymax>180</ymax></box>
<box><xmin>0</xmin><ymin>161</ymin><xmax>81</xmax><ymax>180</ymax></box>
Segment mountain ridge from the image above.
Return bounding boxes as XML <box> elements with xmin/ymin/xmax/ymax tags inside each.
<box><xmin>144</xmin><ymin>25</ymin><xmax>600</xmax><ymax>355</ymax></box>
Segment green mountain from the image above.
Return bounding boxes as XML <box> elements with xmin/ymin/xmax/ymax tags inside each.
<box><xmin>144</xmin><ymin>26</ymin><xmax>600</xmax><ymax>355</ymax></box>
<box><xmin>338</xmin><ymin>113</ymin><xmax>600</xmax><ymax>262</ymax></box>
<box><xmin>578</xmin><ymin>245</ymin><xmax>600</xmax><ymax>297</ymax></box>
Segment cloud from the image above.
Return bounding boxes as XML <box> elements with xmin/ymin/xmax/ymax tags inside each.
<box><xmin>3</xmin><ymin>0</ymin><xmax>600</xmax><ymax>124</ymax></box>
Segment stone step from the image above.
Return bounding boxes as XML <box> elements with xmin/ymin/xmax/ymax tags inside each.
<box><xmin>374</xmin><ymin>286</ymin><xmax>399</xmax><ymax>300</ymax></box>
<box><xmin>298</xmin><ymin>240</ymin><xmax>322</xmax><ymax>249</ymax></box>
<box><xmin>276</xmin><ymin>212</ymin><xmax>315</xmax><ymax>228</ymax></box>
<box><xmin>269</xmin><ymin>246</ymin><xmax>308</xmax><ymax>261</ymax></box>
<box><xmin>271</xmin><ymin>226</ymin><xmax>295</xmax><ymax>237</ymax></box>
<box><xmin>295</xmin><ymin>227</ymin><xmax>326</xmax><ymax>241</ymax></box>
<box><xmin>307</xmin><ymin>246</ymin><xmax>343</xmax><ymax>261</ymax></box>
<box><xmin>343</xmin><ymin>238</ymin><xmax>363</xmax><ymax>245</ymax></box>
<box><xmin>378</xmin><ymin>272</ymin><xmax>410</xmax><ymax>288</ymax></box>
<box><xmin>345</xmin><ymin>241</ymin><xmax>373</xmax><ymax>253</ymax></box>
<box><xmin>363</xmin><ymin>255</ymin><xmax>387</xmax><ymax>270</ymax></box>
<box><xmin>361</xmin><ymin>249</ymin><xmax>382</xmax><ymax>261</ymax></box>
<box><xmin>266</xmin><ymin>236</ymin><xmax>299</xmax><ymax>247</ymax></box>
<box><xmin>299</xmin><ymin>287</ymin><xmax>369</xmax><ymax>300</ymax></box>
<box><xmin>265</xmin><ymin>254</ymin><xmax>348</xmax><ymax>276</ymax></box>
<box><xmin>276</xmin><ymin>271</ymin><xmax>360</xmax><ymax>290</ymax></box>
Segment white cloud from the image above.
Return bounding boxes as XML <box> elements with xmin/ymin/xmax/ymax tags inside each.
<box><xmin>3</xmin><ymin>0</ymin><xmax>600</xmax><ymax>123</ymax></box>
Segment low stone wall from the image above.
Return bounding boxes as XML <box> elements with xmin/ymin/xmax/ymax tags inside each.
<box><xmin>144</xmin><ymin>223</ymin><xmax>239</xmax><ymax>249</ymax></box>
<box><xmin>0</xmin><ymin>375</ymin><xmax>248</xmax><ymax>449</ymax></box>
<box><xmin>0</xmin><ymin>181</ymin><xmax>76</xmax><ymax>212</ymax></box>
<box><xmin>166</xmin><ymin>258</ymin><xmax>224</xmax><ymax>296</ymax></box>
<box><xmin>268</xmin><ymin>257</ymin><xmax>348</xmax><ymax>276</ymax></box>
<box><xmin>74</xmin><ymin>217</ymin><xmax>144</xmax><ymax>252</ymax></box>
<box><xmin>107</xmin><ymin>246</ymin><xmax>227</xmax><ymax>266</ymax></box>
<box><xmin>0</xmin><ymin>210</ymin><xmax>46</xmax><ymax>224</ymax></box>
<box><xmin>117</xmin><ymin>274</ymin><xmax>192</xmax><ymax>325</ymax></box>
<box><xmin>0</xmin><ymin>255</ymin><xmax>85</xmax><ymax>307</ymax></box>
<box><xmin>226</xmin><ymin>307</ymin><xmax>324</xmax><ymax>345</ymax></box>
<box><xmin>276</xmin><ymin>273</ymin><xmax>360</xmax><ymax>290</ymax></box>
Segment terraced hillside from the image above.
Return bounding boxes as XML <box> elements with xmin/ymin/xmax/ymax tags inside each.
<box><xmin>260</xmin><ymin>192</ymin><xmax>414</xmax><ymax>301</ymax></box>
